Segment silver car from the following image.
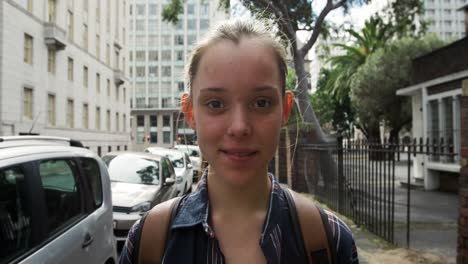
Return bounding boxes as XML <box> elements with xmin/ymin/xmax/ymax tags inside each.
<box><xmin>173</xmin><ymin>144</ymin><xmax>202</xmax><ymax>180</ymax></box>
<box><xmin>145</xmin><ymin>147</ymin><xmax>194</xmax><ymax>196</ymax></box>
<box><xmin>0</xmin><ymin>136</ymin><xmax>116</xmax><ymax>264</ymax></box>
<box><xmin>102</xmin><ymin>152</ymin><xmax>178</xmax><ymax>243</ymax></box>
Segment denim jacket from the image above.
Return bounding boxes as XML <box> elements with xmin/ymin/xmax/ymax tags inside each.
<box><xmin>119</xmin><ymin>173</ymin><xmax>359</xmax><ymax>264</ymax></box>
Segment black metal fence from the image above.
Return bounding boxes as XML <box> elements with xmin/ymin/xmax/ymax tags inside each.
<box><xmin>303</xmin><ymin>137</ymin><xmax>458</xmax><ymax>245</ymax></box>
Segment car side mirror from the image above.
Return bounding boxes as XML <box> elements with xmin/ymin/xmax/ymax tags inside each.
<box><xmin>187</xmin><ymin>163</ymin><xmax>193</xmax><ymax>169</ymax></box>
<box><xmin>163</xmin><ymin>177</ymin><xmax>175</xmax><ymax>187</ymax></box>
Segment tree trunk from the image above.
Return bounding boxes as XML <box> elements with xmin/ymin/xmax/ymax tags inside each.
<box><xmin>293</xmin><ymin>50</ymin><xmax>329</xmax><ymax>144</ymax></box>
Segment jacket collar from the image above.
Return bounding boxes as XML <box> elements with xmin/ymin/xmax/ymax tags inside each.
<box><xmin>171</xmin><ymin>170</ymin><xmax>285</xmax><ymax>246</ymax></box>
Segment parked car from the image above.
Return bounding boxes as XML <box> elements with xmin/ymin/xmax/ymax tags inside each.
<box><xmin>101</xmin><ymin>152</ymin><xmax>178</xmax><ymax>244</ymax></box>
<box><xmin>0</xmin><ymin>136</ymin><xmax>116</xmax><ymax>264</ymax></box>
<box><xmin>173</xmin><ymin>144</ymin><xmax>202</xmax><ymax>180</ymax></box>
<box><xmin>145</xmin><ymin>147</ymin><xmax>194</xmax><ymax>195</ymax></box>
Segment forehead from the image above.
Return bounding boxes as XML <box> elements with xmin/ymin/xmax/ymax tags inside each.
<box><xmin>192</xmin><ymin>37</ymin><xmax>282</xmax><ymax>94</ymax></box>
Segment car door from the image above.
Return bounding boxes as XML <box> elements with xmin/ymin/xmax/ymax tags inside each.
<box><xmin>159</xmin><ymin>158</ymin><xmax>178</xmax><ymax>201</ymax></box>
<box><xmin>21</xmin><ymin>158</ymin><xmax>92</xmax><ymax>264</ymax></box>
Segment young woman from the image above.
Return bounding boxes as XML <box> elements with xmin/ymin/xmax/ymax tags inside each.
<box><xmin>119</xmin><ymin>19</ymin><xmax>359</xmax><ymax>264</ymax></box>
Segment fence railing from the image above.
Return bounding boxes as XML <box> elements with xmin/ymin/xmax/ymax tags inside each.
<box><xmin>303</xmin><ymin>137</ymin><xmax>457</xmax><ymax>245</ymax></box>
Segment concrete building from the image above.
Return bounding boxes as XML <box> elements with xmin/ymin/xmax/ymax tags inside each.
<box><xmin>128</xmin><ymin>0</ymin><xmax>228</xmax><ymax>150</ymax></box>
<box><xmin>0</xmin><ymin>0</ymin><xmax>131</xmax><ymax>156</ymax></box>
<box><xmin>370</xmin><ymin>0</ymin><xmax>467</xmax><ymax>41</ymax></box>
<box><xmin>396</xmin><ymin>4</ymin><xmax>467</xmax><ymax>191</ymax></box>
<box><xmin>129</xmin><ymin>0</ymin><xmax>228</xmax><ymax>150</ymax></box>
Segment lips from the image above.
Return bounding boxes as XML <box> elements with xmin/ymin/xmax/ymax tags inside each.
<box><xmin>220</xmin><ymin>148</ymin><xmax>258</xmax><ymax>161</ymax></box>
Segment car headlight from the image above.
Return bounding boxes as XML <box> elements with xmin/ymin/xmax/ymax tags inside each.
<box><xmin>130</xmin><ymin>201</ymin><xmax>152</xmax><ymax>213</ymax></box>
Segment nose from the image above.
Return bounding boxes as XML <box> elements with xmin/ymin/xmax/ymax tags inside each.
<box><xmin>227</xmin><ymin>106</ymin><xmax>252</xmax><ymax>138</ymax></box>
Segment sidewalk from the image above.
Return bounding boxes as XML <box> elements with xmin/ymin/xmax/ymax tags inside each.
<box><xmin>303</xmin><ymin>194</ymin><xmax>448</xmax><ymax>264</ymax></box>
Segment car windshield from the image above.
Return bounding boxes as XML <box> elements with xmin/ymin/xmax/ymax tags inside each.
<box><xmin>167</xmin><ymin>154</ymin><xmax>184</xmax><ymax>169</ymax></box>
<box><xmin>105</xmin><ymin>155</ymin><xmax>160</xmax><ymax>185</ymax></box>
<box><xmin>176</xmin><ymin>146</ymin><xmax>200</xmax><ymax>158</ymax></box>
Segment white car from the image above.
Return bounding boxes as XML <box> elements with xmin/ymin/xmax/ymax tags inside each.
<box><xmin>102</xmin><ymin>151</ymin><xmax>179</xmax><ymax>244</ymax></box>
<box><xmin>145</xmin><ymin>147</ymin><xmax>194</xmax><ymax>195</ymax></box>
<box><xmin>0</xmin><ymin>136</ymin><xmax>117</xmax><ymax>264</ymax></box>
<box><xmin>173</xmin><ymin>145</ymin><xmax>202</xmax><ymax>180</ymax></box>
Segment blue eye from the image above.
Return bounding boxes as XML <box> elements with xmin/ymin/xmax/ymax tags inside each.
<box><xmin>254</xmin><ymin>99</ymin><xmax>271</xmax><ymax>108</ymax></box>
<box><xmin>206</xmin><ymin>100</ymin><xmax>224</xmax><ymax>109</ymax></box>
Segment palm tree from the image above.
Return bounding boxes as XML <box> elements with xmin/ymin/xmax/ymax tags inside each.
<box><xmin>326</xmin><ymin>17</ymin><xmax>390</xmax><ymax>103</ymax></box>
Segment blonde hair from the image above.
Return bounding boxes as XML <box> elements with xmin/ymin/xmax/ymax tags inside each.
<box><xmin>186</xmin><ymin>19</ymin><xmax>288</xmax><ymax>96</ymax></box>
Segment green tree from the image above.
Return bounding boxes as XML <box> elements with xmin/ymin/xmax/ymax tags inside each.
<box><xmin>350</xmin><ymin>35</ymin><xmax>444</xmax><ymax>141</ymax></box>
<box><xmin>310</xmin><ymin>69</ymin><xmax>355</xmax><ymax>137</ymax></box>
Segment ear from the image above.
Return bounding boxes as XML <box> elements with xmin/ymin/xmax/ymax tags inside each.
<box><xmin>282</xmin><ymin>91</ymin><xmax>293</xmax><ymax>126</ymax></box>
<box><xmin>181</xmin><ymin>93</ymin><xmax>196</xmax><ymax>129</ymax></box>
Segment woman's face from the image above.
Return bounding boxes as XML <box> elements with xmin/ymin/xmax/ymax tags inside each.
<box><xmin>189</xmin><ymin>37</ymin><xmax>291</xmax><ymax>186</ymax></box>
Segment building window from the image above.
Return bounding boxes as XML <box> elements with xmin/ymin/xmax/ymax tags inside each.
<box><xmin>83</xmin><ymin>103</ymin><xmax>89</xmax><ymax>129</ymax></box>
<box><xmin>83</xmin><ymin>24</ymin><xmax>88</xmax><ymax>50</ymax></box>
<box><xmin>178</xmin><ymin>82</ymin><xmax>185</xmax><ymax>92</ymax></box>
<box><xmin>149</xmin><ymin>51</ymin><xmax>158</xmax><ymax>61</ymax></box>
<box><xmin>48</xmin><ymin>0</ymin><xmax>56</xmax><ymax>22</ymax></box>
<box><xmin>106</xmin><ymin>0</ymin><xmax>110</xmax><ymax>32</ymax></box>
<box><xmin>115</xmin><ymin>50</ymin><xmax>120</xmax><ymax>69</ymax></box>
<box><xmin>83</xmin><ymin>66</ymin><xmax>88</xmax><ymax>87</ymax></box>
<box><xmin>106</xmin><ymin>110</ymin><xmax>111</xmax><ymax>130</ymax></box>
<box><xmin>136</xmin><ymin>51</ymin><xmax>145</xmax><ymax>61</ymax></box>
<box><xmin>68</xmin><ymin>58</ymin><xmax>74</xmax><ymax>81</ymax></box>
<box><xmin>187</xmin><ymin>19</ymin><xmax>196</xmax><ymax>30</ymax></box>
<box><xmin>174</xmin><ymin>35</ymin><xmax>184</xmax><ymax>45</ymax></box>
<box><xmin>187</xmin><ymin>35</ymin><xmax>196</xmax><ymax>46</ymax></box>
<box><xmin>136</xmin><ymin>19</ymin><xmax>145</xmax><ymax>31</ymax></box>
<box><xmin>67</xmin><ymin>99</ymin><xmax>74</xmax><ymax>128</ymax></box>
<box><xmin>96</xmin><ymin>34</ymin><xmax>101</xmax><ymax>59</ymax></box>
<box><xmin>24</xmin><ymin>34</ymin><xmax>33</xmax><ymax>65</ymax></box>
<box><xmin>47</xmin><ymin>48</ymin><xmax>56</xmax><ymax>74</ymax></box>
<box><xmin>149</xmin><ymin>19</ymin><xmax>158</xmax><ymax>32</ymax></box>
<box><xmin>96</xmin><ymin>73</ymin><xmax>100</xmax><ymax>93</ymax></box>
<box><xmin>150</xmin><ymin>115</ymin><xmax>158</xmax><ymax>142</ymax></box>
<box><xmin>200</xmin><ymin>19</ymin><xmax>210</xmax><ymax>30</ymax></box>
<box><xmin>149</xmin><ymin>4</ymin><xmax>157</xmax><ymax>15</ymax></box>
<box><xmin>163</xmin><ymin>131</ymin><xmax>171</xmax><ymax>144</ymax></box>
<box><xmin>48</xmin><ymin>94</ymin><xmax>56</xmax><ymax>126</ymax></box>
<box><xmin>123</xmin><ymin>87</ymin><xmax>126</xmax><ymax>103</ymax></box>
<box><xmin>68</xmin><ymin>10</ymin><xmax>74</xmax><ymax>41</ymax></box>
<box><xmin>148</xmin><ymin>35</ymin><xmax>158</xmax><ymax>46</ymax></box>
<box><xmin>162</xmin><ymin>35</ymin><xmax>171</xmax><ymax>46</ymax></box>
<box><xmin>162</xmin><ymin>66</ymin><xmax>171</xmax><ymax>77</ymax></box>
<box><xmin>107</xmin><ymin>79</ymin><xmax>110</xmax><ymax>96</ymax></box>
<box><xmin>106</xmin><ymin>44</ymin><xmax>110</xmax><ymax>65</ymax></box>
<box><xmin>163</xmin><ymin>115</ymin><xmax>170</xmax><ymax>127</ymax></box>
<box><xmin>200</xmin><ymin>3</ymin><xmax>209</xmax><ymax>16</ymax></box>
<box><xmin>149</xmin><ymin>66</ymin><xmax>158</xmax><ymax>77</ymax></box>
<box><xmin>23</xmin><ymin>88</ymin><xmax>33</xmax><ymax>119</ymax></box>
<box><xmin>137</xmin><ymin>115</ymin><xmax>145</xmax><ymax>144</ymax></box>
<box><xmin>176</xmin><ymin>50</ymin><xmax>184</xmax><ymax>61</ymax></box>
<box><xmin>115</xmin><ymin>86</ymin><xmax>119</xmax><ymax>101</ymax></box>
<box><xmin>27</xmin><ymin>0</ymin><xmax>33</xmax><ymax>12</ymax></box>
<box><xmin>137</xmin><ymin>4</ymin><xmax>145</xmax><ymax>15</ymax></box>
<box><xmin>123</xmin><ymin>114</ymin><xmax>126</xmax><ymax>132</ymax></box>
<box><xmin>116</xmin><ymin>112</ymin><xmax>120</xmax><ymax>131</ymax></box>
<box><xmin>95</xmin><ymin>107</ymin><xmax>101</xmax><ymax>130</ymax></box>
<box><xmin>187</xmin><ymin>4</ymin><xmax>195</xmax><ymax>15</ymax></box>
<box><xmin>136</xmin><ymin>66</ymin><xmax>145</xmax><ymax>77</ymax></box>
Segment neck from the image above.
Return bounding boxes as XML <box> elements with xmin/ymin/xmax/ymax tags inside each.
<box><xmin>207</xmin><ymin>167</ymin><xmax>271</xmax><ymax>216</ymax></box>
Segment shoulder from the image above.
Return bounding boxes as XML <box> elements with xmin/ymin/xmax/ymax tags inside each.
<box><xmin>321</xmin><ymin>210</ymin><xmax>359</xmax><ymax>263</ymax></box>
<box><xmin>119</xmin><ymin>197</ymin><xmax>182</xmax><ymax>264</ymax></box>
<box><xmin>287</xmin><ymin>189</ymin><xmax>359</xmax><ymax>264</ymax></box>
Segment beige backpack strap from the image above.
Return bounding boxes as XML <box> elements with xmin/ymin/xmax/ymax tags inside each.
<box><xmin>286</xmin><ymin>189</ymin><xmax>335</xmax><ymax>264</ymax></box>
<box><xmin>138</xmin><ymin>197</ymin><xmax>183</xmax><ymax>264</ymax></box>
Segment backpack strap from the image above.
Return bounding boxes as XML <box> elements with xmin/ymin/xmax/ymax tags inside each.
<box><xmin>285</xmin><ymin>189</ymin><xmax>336</xmax><ymax>264</ymax></box>
<box><xmin>136</xmin><ymin>196</ymin><xmax>184</xmax><ymax>264</ymax></box>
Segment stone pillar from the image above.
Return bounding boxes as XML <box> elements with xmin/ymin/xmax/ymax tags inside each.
<box><xmin>458</xmin><ymin>79</ymin><xmax>468</xmax><ymax>264</ymax></box>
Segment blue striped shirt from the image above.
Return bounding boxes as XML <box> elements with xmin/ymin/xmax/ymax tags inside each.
<box><xmin>119</xmin><ymin>174</ymin><xmax>359</xmax><ymax>264</ymax></box>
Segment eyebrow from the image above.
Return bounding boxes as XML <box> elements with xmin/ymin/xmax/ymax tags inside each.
<box><xmin>199</xmin><ymin>86</ymin><xmax>279</xmax><ymax>93</ymax></box>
